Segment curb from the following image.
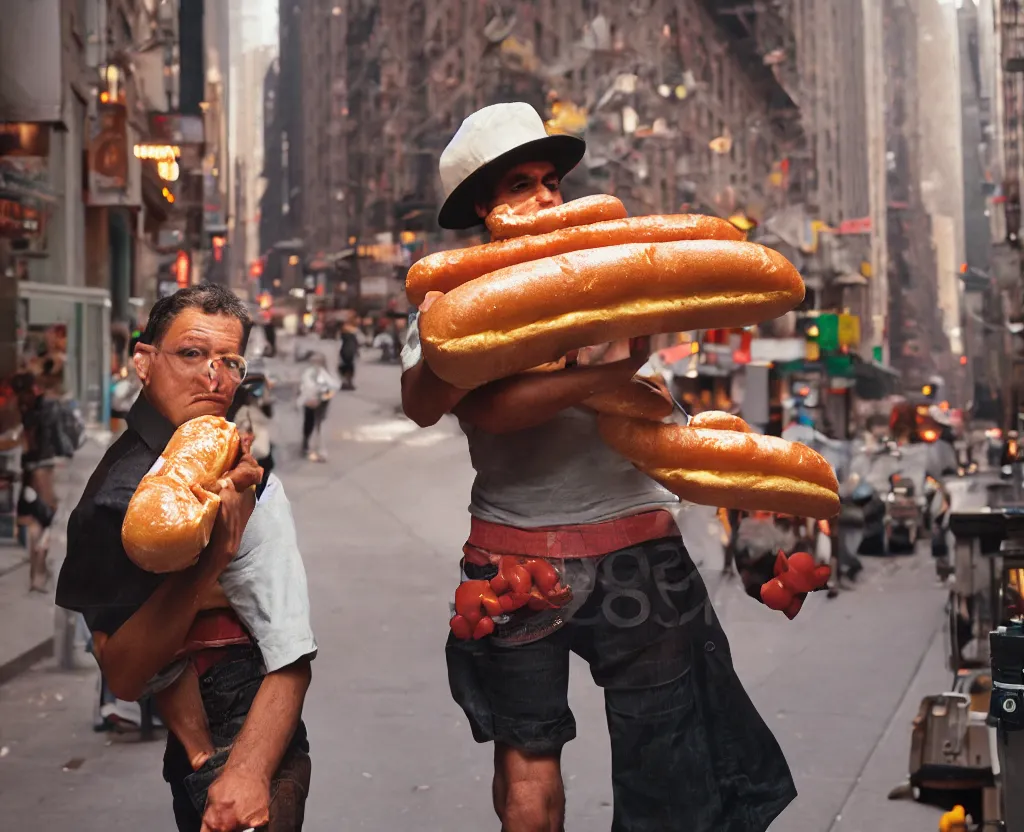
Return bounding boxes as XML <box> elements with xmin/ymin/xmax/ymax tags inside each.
<box><xmin>0</xmin><ymin>636</ymin><xmax>54</xmax><ymax>687</ymax></box>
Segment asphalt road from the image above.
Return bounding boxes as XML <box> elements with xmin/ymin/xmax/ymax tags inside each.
<box><xmin>0</xmin><ymin>344</ymin><xmax>958</xmax><ymax>831</ymax></box>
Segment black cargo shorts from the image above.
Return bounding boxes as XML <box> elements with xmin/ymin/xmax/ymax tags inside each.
<box><xmin>446</xmin><ymin>536</ymin><xmax>797</xmax><ymax>832</ymax></box>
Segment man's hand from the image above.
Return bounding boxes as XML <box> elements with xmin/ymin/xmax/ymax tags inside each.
<box><xmin>203</xmin><ymin>475</ymin><xmax>259</xmax><ymax>577</ymax></box>
<box><xmin>419</xmin><ymin>291</ymin><xmax>443</xmax><ymax>313</ymax></box>
<box><xmin>577</xmin><ymin>337</ymin><xmax>651</xmax><ymax>370</ymax></box>
<box><xmin>200</xmin><ymin>768</ymin><xmax>271</xmax><ymax>832</ymax></box>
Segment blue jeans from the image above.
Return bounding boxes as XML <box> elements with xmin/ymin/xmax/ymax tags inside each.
<box><xmin>163</xmin><ymin>647</ymin><xmax>310</xmax><ymax>831</ymax></box>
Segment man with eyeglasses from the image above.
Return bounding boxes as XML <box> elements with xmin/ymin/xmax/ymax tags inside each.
<box><xmin>56</xmin><ymin>284</ymin><xmax>316</xmax><ymax>832</ymax></box>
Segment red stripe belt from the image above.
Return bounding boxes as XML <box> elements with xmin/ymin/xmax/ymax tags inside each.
<box><xmin>175</xmin><ymin>610</ymin><xmax>252</xmax><ymax>678</ymax></box>
<box><xmin>464</xmin><ymin>509</ymin><xmax>679</xmax><ymax>564</ymax></box>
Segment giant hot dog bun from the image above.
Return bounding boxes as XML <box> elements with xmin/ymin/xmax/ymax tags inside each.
<box><xmin>122</xmin><ymin>415</ymin><xmax>241</xmax><ymax>573</ymax></box>
<box><xmin>486</xmin><ymin>195</ymin><xmax>628</xmax><ymax>240</ymax></box>
<box><xmin>420</xmin><ymin>240</ymin><xmax>804</xmax><ymax>390</ymax></box>
<box><xmin>406</xmin><ymin>214</ymin><xmax>745</xmax><ymax>305</ymax></box>
<box><xmin>597</xmin><ymin>413</ymin><xmax>839</xmax><ymax>519</ymax></box>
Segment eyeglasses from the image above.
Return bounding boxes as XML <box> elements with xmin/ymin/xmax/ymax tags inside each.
<box><xmin>147</xmin><ymin>346</ymin><xmax>248</xmax><ymax>384</ymax></box>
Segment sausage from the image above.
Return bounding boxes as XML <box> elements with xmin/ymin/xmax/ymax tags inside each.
<box><xmin>418</xmin><ymin>239</ymin><xmax>805</xmax><ymax>390</ymax></box>
<box><xmin>485</xmin><ymin>195</ymin><xmax>628</xmax><ymax>240</ymax></box>
<box><xmin>406</xmin><ymin>214</ymin><xmax>746</xmax><ymax>306</ymax></box>
<box><xmin>597</xmin><ymin>414</ymin><xmax>840</xmax><ymax>519</ymax></box>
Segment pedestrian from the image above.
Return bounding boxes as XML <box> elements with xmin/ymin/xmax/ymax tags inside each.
<box><xmin>9</xmin><ymin>372</ymin><xmax>61</xmax><ymax>592</ymax></box>
<box><xmin>338</xmin><ymin>318</ymin><xmax>359</xmax><ymax>391</ymax></box>
<box><xmin>298</xmin><ymin>352</ymin><xmax>338</xmax><ymax>462</ymax></box>
<box><xmin>228</xmin><ymin>370</ymin><xmax>275</xmax><ymax>478</ymax></box>
<box><xmin>263</xmin><ymin>319</ymin><xmax>277</xmax><ymax>358</ymax></box>
<box><xmin>401</xmin><ymin>102</ymin><xmax>795</xmax><ymax>831</ymax></box>
<box><xmin>55</xmin><ymin>284</ymin><xmax>316</xmax><ymax>831</ymax></box>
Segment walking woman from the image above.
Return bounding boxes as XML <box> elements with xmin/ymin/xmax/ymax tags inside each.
<box><xmin>10</xmin><ymin>373</ymin><xmax>61</xmax><ymax>591</ymax></box>
<box><xmin>298</xmin><ymin>353</ymin><xmax>339</xmax><ymax>462</ymax></box>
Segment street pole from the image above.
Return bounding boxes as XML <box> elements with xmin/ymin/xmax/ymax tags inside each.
<box><xmin>862</xmin><ymin>0</ymin><xmax>889</xmax><ymax>365</ymax></box>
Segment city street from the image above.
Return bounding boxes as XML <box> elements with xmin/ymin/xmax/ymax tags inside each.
<box><xmin>0</xmin><ymin>347</ymin><xmax>956</xmax><ymax>831</ymax></box>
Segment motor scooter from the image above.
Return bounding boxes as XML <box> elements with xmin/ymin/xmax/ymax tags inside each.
<box><xmin>885</xmin><ymin>472</ymin><xmax>922</xmax><ymax>554</ymax></box>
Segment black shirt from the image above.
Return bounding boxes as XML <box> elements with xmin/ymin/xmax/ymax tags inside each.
<box><xmin>56</xmin><ymin>394</ymin><xmax>176</xmax><ymax>634</ymax></box>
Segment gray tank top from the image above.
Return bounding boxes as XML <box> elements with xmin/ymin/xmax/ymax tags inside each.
<box><xmin>403</xmin><ymin>312</ymin><xmax>677</xmax><ymax>528</ymax></box>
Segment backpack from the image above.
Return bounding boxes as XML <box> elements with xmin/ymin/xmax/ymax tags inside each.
<box><xmin>52</xmin><ymin>397</ymin><xmax>86</xmax><ymax>458</ymax></box>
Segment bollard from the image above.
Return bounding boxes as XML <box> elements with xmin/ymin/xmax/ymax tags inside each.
<box><xmin>53</xmin><ymin>605</ymin><xmax>77</xmax><ymax>670</ymax></box>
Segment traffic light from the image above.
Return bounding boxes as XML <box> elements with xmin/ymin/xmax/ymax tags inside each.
<box><xmin>795</xmin><ymin>316</ymin><xmax>821</xmax><ymax>361</ymax></box>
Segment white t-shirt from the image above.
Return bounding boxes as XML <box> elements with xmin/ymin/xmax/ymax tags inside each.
<box><xmin>402</xmin><ymin>312</ymin><xmax>677</xmax><ymax>529</ymax></box>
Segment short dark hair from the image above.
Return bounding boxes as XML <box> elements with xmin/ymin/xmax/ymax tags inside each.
<box><xmin>140</xmin><ymin>284</ymin><xmax>252</xmax><ymax>351</ymax></box>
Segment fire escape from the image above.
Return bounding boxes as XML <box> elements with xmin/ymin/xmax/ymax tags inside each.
<box><xmin>1002</xmin><ymin>0</ymin><xmax>1024</xmax><ymax>245</ymax></box>
<box><xmin>999</xmin><ymin>0</ymin><xmax>1024</xmax><ymax>422</ymax></box>
<box><xmin>882</xmin><ymin>0</ymin><xmax>947</xmax><ymax>391</ymax></box>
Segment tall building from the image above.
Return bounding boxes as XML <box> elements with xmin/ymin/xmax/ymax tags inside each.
<box><xmin>234</xmin><ymin>44</ymin><xmax>276</xmax><ymax>278</ymax></box>
<box><xmin>203</xmin><ymin>0</ymin><xmax>232</xmax><ymax>286</ymax></box>
<box><xmin>259</xmin><ymin>0</ymin><xmax>304</xmax><ymax>293</ymax></box>
<box><xmin>289</xmin><ymin>0</ymin><xmax>808</xmax><ymax>308</ymax></box>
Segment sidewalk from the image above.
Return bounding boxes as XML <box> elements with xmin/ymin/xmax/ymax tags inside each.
<box><xmin>0</xmin><ymin>435</ymin><xmax>108</xmax><ymax>685</ymax></box>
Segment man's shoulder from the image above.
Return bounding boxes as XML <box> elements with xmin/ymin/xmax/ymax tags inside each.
<box><xmin>76</xmin><ymin>429</ymin><xmax>158</xmax><ymax>515</ymax></box>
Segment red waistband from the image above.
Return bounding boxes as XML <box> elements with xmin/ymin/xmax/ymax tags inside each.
<box><xmin>465</xmin><ymin>510</ymin><xmax>679</xmax><ymax>560</ymax></box>
<box><xmin>176</xmin><ymin>610</ymin><xmax>252</xmax><ymax>677</ymax></box>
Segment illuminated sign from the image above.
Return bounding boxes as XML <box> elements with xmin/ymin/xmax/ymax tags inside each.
<box><xmin>212</xmin><ymin>235</ymin><xmax>225</xmax><ymax>262</ymax></box>
<box><xmin>156</xmin><ymin>160</ymin><xmax>179</xmax><ymax>181</ymax></box>
<box><xmin>133</xmin><ymin>144</ymin><xmax>181</xmax><ymax>160</ymax></box>
<box><xmin>173</xmin><ymin>250</ymin><xmax>190</xmax><ymax>288</ymax></box>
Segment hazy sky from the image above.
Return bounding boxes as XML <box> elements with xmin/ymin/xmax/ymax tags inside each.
<box><xmin>234</xmin><ymin>0</ymin><xmax>278</xmax><ymax>52</ymax></box>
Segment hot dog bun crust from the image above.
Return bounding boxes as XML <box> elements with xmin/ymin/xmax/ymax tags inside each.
<box><xmin>486</xmin><ymin>195</ymin><xmax>628</xmax><ymax>240</ymax></box>
<box><xmin>406</xmin><ymin>214</ymin><xmax>745</xmax><ymax>305</ymax></box>
<box><xmin>122</xmin><ymin>416</ymin><xmax>241</xmax><ymax>573</ymax></box>
<box><xmin>420</xmin><ymin>239</ymin><xmax>804</xmax><ymax>390</ymax></box>
<box><xmin>598</xmin><ymin>414</ymin><xmax>839</xmax><ymax>519</ymax></box>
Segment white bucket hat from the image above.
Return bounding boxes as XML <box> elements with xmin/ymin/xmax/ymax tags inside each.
<box><xmin>437</xmin><ymin>102</ymin><xmax>586</xmax><ymax>230</ymax></box>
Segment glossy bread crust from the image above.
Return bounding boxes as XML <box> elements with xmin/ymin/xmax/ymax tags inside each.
<box><xmin>405</xmin><ymin>214</ymin><xmax>745</xmax><ymax>305</ymax></box>
<box><xmin>419</xmin><ymin>240</ymin><xmax>805</xmax><ymax>389</ymax></box>
<box><xmin>485</xmin><ymin>195</ymin><xmax>627</xmax><ymax>241</ymax></box>
<box><xmin>597</xmin><ymin>413</ymin><xmax>840</xmax><ymax>519</ymax></box>
<box><xmin>122</xmin><ymin>416</ymin><xmax>241</xmax><ymax>573</ymax></box>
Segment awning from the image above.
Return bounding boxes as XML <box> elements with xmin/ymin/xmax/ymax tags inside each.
<box><xmin>772</xmin><ymin>353</ymin><xmax>901</xmax><ymax>399</ymax></box>
<box><xmin>852</xmin><ymin>355</ymin><xmax>901</xmax><ymax>400</ymax></box>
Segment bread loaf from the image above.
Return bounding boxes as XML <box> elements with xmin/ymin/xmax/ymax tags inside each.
<box><xmin>419</xmin><ymin>239</ymin><xmax>805</xmax><ymax>390</ymax></box>
<box><xmin>485</xmin><ymin>195</ymin><xmax>627</xmax><ymax>240</ymax></box>
<box><xmin>597</xmin><ymin>413</ymin><xmax>840</xmax><ymax>519</ymax></box>
<box><xmin>406</xmin><ymin>214</ymin><xmax>745</xmax><ymax>305</ymax></box>
<box><xmin>122</xmin><ymin>416</ymin><xmax>241</xmax><ymax>573</ymax></box>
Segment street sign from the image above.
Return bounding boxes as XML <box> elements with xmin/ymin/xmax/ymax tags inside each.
<box><xmin>817</xmin><ymin>313</ymin><xmax>840</xmax><ymax>352</ymax></box>
<box><xmin>838</xmin><ymin>313</ymin><xmax>861</xmax><ymax>347</ymax></box>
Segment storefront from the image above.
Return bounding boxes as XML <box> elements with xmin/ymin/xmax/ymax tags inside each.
<box><xmin>16</xmin><ymin>281</ymin><xmax>111</xmax><ymax>427</ymax></box>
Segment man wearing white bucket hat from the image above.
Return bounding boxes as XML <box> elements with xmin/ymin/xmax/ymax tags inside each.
<box><xmin>402</xmin><ymin>103</ymin><xmax>795</xmax><ymax>832</ymax></box>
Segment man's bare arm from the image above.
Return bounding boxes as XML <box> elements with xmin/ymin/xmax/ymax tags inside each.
<box><xmin>94</xmin><ymin>476</ymin><xmax>259</xmax><ymax>702</ymax></box>
<box><xmin>199</xmin><ymin>659</ymin><xmax>312</xmax><ymax>831</ymax></box>
<box><xmin>93</xmin><ymin>564</ymin><xmax>219</xmax><ymax>701</ymax></box>
<box><xmin>400</xmin><ymin>360</ymin><xmax>470</xmax><ymax>427</ymax></box>
<box><xmin>226</xmin><ymin>659</ymin><xmax>310</xmax><ymax>779</ymax></box>
<box><xmin>453</xmin><ymin>345</ymin><xmax>649</xmax><ymax>435</ymax></box>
